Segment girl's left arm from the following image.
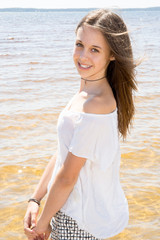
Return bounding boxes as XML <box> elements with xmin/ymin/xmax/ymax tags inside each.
<box><xmin>34</xmin><ymin>151</ymin><xmax>86</xmax><ymax>235</ymax></box>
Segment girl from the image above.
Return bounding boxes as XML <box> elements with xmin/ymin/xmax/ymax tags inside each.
<box><xmin>24</xmin><ymin>8</ymin><xmax>137</xmax><ymax>240</ymax></box>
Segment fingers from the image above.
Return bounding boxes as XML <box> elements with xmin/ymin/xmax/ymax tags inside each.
<box><xmin>44</xmin><ymin>225</ymin><xmax>52</xmax><ymax>240</ymax></box>
<box><xmin>39</xmin><ymin>234</ymin><xmax>45</xmax><ymax>240</ymax></box>
<box><xmin>31</xmin><ymin>212</ymin><xmax>37</xmax><ymax>229</ymax></box>
<box><xmin>25</xmin><ymin>226</ymin><xmax>51</xmax><ymax>240</ymax></box>
<box><xmin>24</xmin><ymin>228</ymin><xmax>37</xmax><ymax>239</ymax></box>
<box><xmin>24</xmin><ymin>215</ymin><xmax>35</xmax><ymax>238</ymax></box>
<box><xmin>31</xmin><ymin>236</ymin><xmax>42</xmax><ymax>240</ymax></box>
<box><xmin>23</xmin><ymin>212</ymin><xmax>37</xmax><ymax>237</ymax></box>
<box><xmin>23</xmin><ymin>212</ymin><xmax>31</xmax><ymax>229</ymax></box>
<box><xmin>45</xmin><ymin>232</ymin><xmax>50</xmax><ymax>240</ymax></box>
<box><xmin>23</xmin><ymin>203</ymin><xmax>40</xmax><ymax>240</ymax></box>
<box><xmin>32</xmin><ymin>233</ymin><xmax>44</xmax><ymax>240</ymax></box>
<box><xmin>24</xmin><ymin>225</ymin><xmax>38</xmax><ymax>239</ymax></box>
<box><xmin>28</xmin><ymin>237</ymin><xmax>38</xmax><ymax>240</ymax></box>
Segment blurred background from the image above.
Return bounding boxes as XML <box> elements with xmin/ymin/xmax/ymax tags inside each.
<box><xmin>0</xmin><ymin>3</ymin><xmax>160</xmax><ymax>240</ymax></box>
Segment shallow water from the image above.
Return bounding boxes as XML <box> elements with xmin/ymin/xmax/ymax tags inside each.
<box><xmin>0</xmin><ymin>9</ymin><xmax>160</xmax><ymax>240</ymax></box>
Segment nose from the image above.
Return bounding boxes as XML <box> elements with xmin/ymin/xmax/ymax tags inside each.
<box><xmin>79</xmin><ymin>49</ymin><xmax>89</xmax><ymax>61</ymax></box>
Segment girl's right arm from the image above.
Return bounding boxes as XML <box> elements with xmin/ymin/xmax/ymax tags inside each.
<box><xmin>23</xmin><ymin>151</ymin><xmax>57</xmax><ymax>236</ymax></box>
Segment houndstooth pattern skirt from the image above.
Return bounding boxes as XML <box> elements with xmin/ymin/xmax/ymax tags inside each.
<box><xmin>50</xmin><ymin>210</ymin><xmax>101</xmax><ymax>240</ymax></box>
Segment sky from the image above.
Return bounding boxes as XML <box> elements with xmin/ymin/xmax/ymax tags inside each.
<box><xmin>0</xmin><ymin>0</ymin><xmax>159</xmax><ymax>9</ymax></box>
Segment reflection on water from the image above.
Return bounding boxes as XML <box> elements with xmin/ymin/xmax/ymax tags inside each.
<box><xmin>0</xmin><ymin>9</ymin><xmax>160</xmax><ymax>240</ymax></box>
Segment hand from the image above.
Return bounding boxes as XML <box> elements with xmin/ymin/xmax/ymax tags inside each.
<box><xmin>33</xmin><ymin>218</ymin><xmax>52</xmax><ymax>240</ymax></box>
<box><xmin>23</xmin><ymin>201</ymin><xmax>40</xmax><ymax>239</ymax></box>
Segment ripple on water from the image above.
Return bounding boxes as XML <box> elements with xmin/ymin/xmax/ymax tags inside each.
<box><xmin>0</xmin><ymin>10</ymin><xmax>160</xmax><ymax>240</ymax></box>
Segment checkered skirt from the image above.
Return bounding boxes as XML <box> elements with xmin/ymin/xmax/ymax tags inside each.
<box><xmin>51</xmin><ymin>210</ymin><xmax>101</xmax><ymax>240</ymax></box>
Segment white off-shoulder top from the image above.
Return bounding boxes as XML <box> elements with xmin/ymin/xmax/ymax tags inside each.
<box><xmin>48</xmin><ymin>94</ymin><xmax>129</xmax><ymax>239</ymax></box>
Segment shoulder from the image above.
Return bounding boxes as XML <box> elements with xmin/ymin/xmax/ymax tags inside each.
<box><xmin>83</xmin><ymin>94</ymin><xmax>117</xmax><ymax>115</ymax></box>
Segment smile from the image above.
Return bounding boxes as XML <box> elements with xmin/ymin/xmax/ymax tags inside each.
<box><xmin>78</xmin><ymin>62</ymin><xmax>92</xmax><ymax>69</ymax></box>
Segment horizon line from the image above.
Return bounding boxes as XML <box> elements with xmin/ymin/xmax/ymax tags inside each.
<box><xmin>0</xmin><ymin>6</ymin><xmax>159</xmax><ymax>11</ymax></box>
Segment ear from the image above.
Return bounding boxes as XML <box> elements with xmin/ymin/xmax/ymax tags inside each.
<box><xmin>110</xmin><ymin>55</ymin><xmax>115</xmax><ymax>61</ymax></box>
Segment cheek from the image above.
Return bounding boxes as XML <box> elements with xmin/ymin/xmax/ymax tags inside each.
<box><xmin>73</xmin><ymin>49</ymin><xmax>79</xmax><ymax>62</ymax></box>
<box><xmin>99</xmin><ymin>55</ymin><xmax>110</xmax><ymax>66</ymax></box>
<box><xmin>94</xmin><ymin>57</ymin><xmax>109</xmax><ymax>71</ymax></box>
<box><xmin>73</xmin><ymin>53</ymin><xmax>76</xmax><ymax>64</ymax></box>
<box><xmin>94</xmin><ymin>56</ymin><xmax>105</xmax><ymax>66</ymax></box>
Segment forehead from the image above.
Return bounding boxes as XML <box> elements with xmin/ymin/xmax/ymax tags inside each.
<box><xmin>76</xmin><ymin>25</ymin><xmax>107</xmax><ymax>46</ymax></box>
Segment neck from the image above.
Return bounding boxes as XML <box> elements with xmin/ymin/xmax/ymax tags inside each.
<box><xmin>79</xmin><ymin>76</ymin><xmax>108</xmax><ymax>94</ymax></box>
<box><xmin>81</xmin><ymin>76</ymin><xmax>106</xmax><ymax>82</ymax></box>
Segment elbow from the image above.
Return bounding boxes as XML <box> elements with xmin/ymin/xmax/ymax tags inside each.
<box><xmin>57</xmin><ymin>175</ymin><xmax>77</xmax><ymax>187</ymax></box>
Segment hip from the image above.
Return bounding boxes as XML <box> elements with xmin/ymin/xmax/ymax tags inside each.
<box><xmin>51</xmin><ymin>210</ymin><xmax>103</xmax><ymax>240</ymax></box>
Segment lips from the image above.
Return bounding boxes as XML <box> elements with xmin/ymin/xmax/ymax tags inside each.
<box><xmin>78</xmin><ymin>62</ymin><xmax>92</xmax><ymax>70</ymax></box>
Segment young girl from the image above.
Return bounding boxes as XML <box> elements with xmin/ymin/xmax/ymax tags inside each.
<box><xmin>24</xmin><ymin>9</ymin><xmax>137</xmax><ymax>240</ymax></box>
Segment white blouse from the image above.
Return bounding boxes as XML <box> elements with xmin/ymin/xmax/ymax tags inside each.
<box><xmin>48</xmin><ymin>95</ymin><xmax>129</xmax><ymax>239</ymax></box>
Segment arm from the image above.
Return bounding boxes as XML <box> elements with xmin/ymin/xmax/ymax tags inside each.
<box><xmin>24</xmin><ymin>151</ymin><xmax>57</xmax><ymax>237</ymax></box>
<box><xmin>34</xmin><ymin>151</ymin><xmax>86</xmax><ymax>235</ymax></box>
<box><xmin>31</xmin><ymin>150</ymin><xmax>58</xmax><ymax>201</ymax></box>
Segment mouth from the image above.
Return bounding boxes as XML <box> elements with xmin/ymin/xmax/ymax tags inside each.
<box><xmin>78</xmin><ymin>62</ymin><xmax>92</xmax><ymax>70</ymax></box>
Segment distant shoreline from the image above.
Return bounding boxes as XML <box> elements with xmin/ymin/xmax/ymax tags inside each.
<box><xmin>0</xmin><ymin>7</ymin><xmax>160</xmax><ymax>12</ymax></box>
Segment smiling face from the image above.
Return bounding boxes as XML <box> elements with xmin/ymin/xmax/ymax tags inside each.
<box><xmin>73</xmin><ymin>25</ymin><xmax>114</xmax><ymax>80</ymax></box>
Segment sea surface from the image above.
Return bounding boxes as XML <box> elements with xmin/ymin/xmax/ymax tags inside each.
<box><xmin>0</xmin><ymin>9</ymin><xmax>159</xmax><ymax>240</ymax></box>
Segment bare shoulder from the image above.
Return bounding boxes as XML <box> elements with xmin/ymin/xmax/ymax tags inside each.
<box><xmin>84</xmin><ymin>94</ymin><xmax>117</xmax><ymax>115</ymax></box>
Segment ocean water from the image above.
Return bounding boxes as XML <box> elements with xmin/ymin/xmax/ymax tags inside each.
<box><xmin>0</xmin><ymin>9</ymin><xmax>159</xmax><ymax>240</ymax></box>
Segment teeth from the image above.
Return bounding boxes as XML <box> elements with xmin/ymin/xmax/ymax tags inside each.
<box><xmin>79</xmin><ymin>63</ymin><xmax>91</xmax><ymax>69</ymax></box>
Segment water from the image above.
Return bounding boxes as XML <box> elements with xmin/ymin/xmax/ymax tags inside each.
<box><xmin>0</xmin><ymin>9</ymin><xmax>160</xmax><ymax>240</ymax></box>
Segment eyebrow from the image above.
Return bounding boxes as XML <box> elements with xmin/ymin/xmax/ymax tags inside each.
<box><xmin>76</xmin><ymin>40</ymin><xmax>102</xmax><ymax>49</ymax></box>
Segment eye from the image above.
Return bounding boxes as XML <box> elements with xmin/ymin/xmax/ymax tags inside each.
<box><xmin>91</xmin><ymin>48</ymin><xmax>99</xmax><ymax>53</ymax></box>
<box><xmin>76</xmin><ymin>42</ymin><xmax>83</xmax><ymax>47</ymax></box>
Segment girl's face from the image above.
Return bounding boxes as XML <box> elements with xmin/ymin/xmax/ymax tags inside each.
<box><xmin>73</xmin><ymin>25</ymin><xmax>114</xmax><ymax>80</ymax></box>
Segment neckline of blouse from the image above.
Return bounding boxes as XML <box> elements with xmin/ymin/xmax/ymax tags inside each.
<box><xmin>64</xmin><ymin>93</ymin><xmax>117</xmax><ymax>117</ymax></box>
<box><xmin>64</xmin><ymin>107</ymin><xmax>117</xmax><ymax>117</ymax></box>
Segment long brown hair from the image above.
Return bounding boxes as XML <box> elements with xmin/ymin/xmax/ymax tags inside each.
<box><xmin>76</xmin><ymin>9</ymin><xmax>138</xmax><ymax>139</ymax></box>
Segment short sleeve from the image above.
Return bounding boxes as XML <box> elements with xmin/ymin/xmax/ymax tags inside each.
<box><xmin>68</xmin><ymin>113</ymin><xmax>119</xmax><ymax>171</ymax></box>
